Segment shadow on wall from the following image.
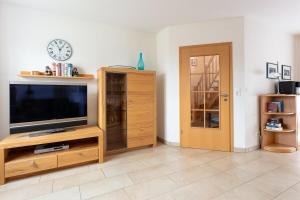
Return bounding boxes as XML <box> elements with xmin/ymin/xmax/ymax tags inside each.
<box><xmin>157</xmin><ymin>73</ymin><xmax>165</xmax><ymax>139</ymax></box>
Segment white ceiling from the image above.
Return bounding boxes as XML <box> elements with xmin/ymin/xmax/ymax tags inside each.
<box><xmin>2</xmin><ymin>0</ymin><xmax>300</xmax><ymax>33</ymax></box>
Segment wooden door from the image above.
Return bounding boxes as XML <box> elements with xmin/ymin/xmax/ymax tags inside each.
<box><xmin>180</xmin><ymin>43</ymin><xmax>232</xmax><ymax>151</ymax></box>
<box><xmin>127</xmin><ymin>72</ymin><xmax>156</xmax><ymax>148</ymax></box>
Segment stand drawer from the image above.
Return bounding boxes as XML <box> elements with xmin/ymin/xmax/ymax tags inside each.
<box><xmin>57</xmin><ymin>147</ymin><xmax>98</xmax><ymax>167</ymax></box>
<box><xmin>5</xmin><ymin>155</ymin><xmax>57</xmax><ymax>178</ymax></box>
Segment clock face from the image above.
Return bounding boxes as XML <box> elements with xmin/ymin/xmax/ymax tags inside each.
<box><xmin>47</xmin><ymin>39</ymin><xmax>72</xmax><ymax>61</ymax></box>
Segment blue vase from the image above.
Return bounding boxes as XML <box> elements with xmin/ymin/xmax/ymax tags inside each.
<box><xmin>137</xmin><ymin>52</ymin><xmax>144</xmax><ymax>70</ymax></box>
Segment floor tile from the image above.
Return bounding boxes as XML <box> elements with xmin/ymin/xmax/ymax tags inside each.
<box><xmin>124</xmin><ymin>176</ymin><xmax>179</xmax><ymax>200</ymax></box>
<box><xmin>246</xmin><ymin>168</ymin><xmax>300</xmax><ymax>197</ymax></box>
<box><xmin>274</xmin><ymin>188</ymin><xmax>300</xmax><ymax>200</ymax></box>
<box><xmin>149</xmin><ymin>193</ymin><xmax>174</xmax><ymax>200</ymax></box>
<box><xmin>40</xmin><ymin>165</ymin><xmax>90</xmax><ymax>182</ymax></box>
<box><xmin>292</xmin><ymin>181</ymin><xmax>300</xmax><ymax>192</ymax></box>
<box><xmin>168</xmin><ymin>164</ymin><xmax>220</xmax><ymax>185</ymax></box>
<box><xmin>128</xmin><ymin>157</ymin><xmax>200</xmax><ymax>183</ymax></box>
<box><xmin>169</xmin><ymin>178</ymin><xmax>224</xmax><ymax>200</ymax></box>
<box><xmin>0</xmin><ymin>181</ymin><xmax>53</xmax><ymax>200</ymax></box>
<box><xmin>102</xmin><ymin>160</ymin><xmax>147</xmax><ymax>177</ymax></box>
<box><xmin>237</xmin><ymin>158</ymin><xmax>280</xmax><ymax>176</ymax></box>
<box><xmin>87</xmin><ymin>189</ymin><xmax>130</xmax><ymax>200</ymax></box>
<box><xmin>31</xmin><ymin>187</ymin><xmax>80</xmax><ymax>200</ymax></box>
<box><xmin>80</xmin><ymin>174</ymin><xmax>133</xmax><ymax>199</ymax></box>
<box><xmin>0</xmin><ymin>175</ymin><xmax>40</xmax><ymax>192</ymax></box>
<box><xmin>53</xmin><ymin>169</ymin><xmax>105</xmax><ymax>191</ymax></box>
<box><xmin>223</xmin><ymin>182</ymin><xmax>274</xmax><ymax>200</ymax></box>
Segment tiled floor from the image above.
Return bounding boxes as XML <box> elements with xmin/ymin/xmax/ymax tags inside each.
<box><xmin>1</xmin><ymin>144</ymin><xmax>300</xmax><ymax>200</ymax></box>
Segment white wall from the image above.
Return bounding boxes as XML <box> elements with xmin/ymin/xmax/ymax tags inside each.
<box><xmin>244</xmin><ymin>17</ymin><xmax>295</xmax><ymax>148</ymax></box>
<box><xmin>156</xmin><ymin>17</ymin><xmax>296</xmax><ymax>150</ymax></box>
<box><xmin>295</xmin><ymin>36</ymin><xmax>300</xmax><ymax>81</ymax></box>
<box><xmin>156</xmin><ymin>17</ymin><xmax>247</xmax><ymax>148</ymax></box>
<box><xmin>0</xmin><ymin>3</ymin><xmax>156</xmax><ymax>139</ymax></box>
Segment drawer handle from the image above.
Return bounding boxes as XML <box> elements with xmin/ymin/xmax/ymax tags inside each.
<box><xmin>31</xmin><ymin>161</ymin><xmax>38</xmax><ymax>168</ymax></box>
<box><xmin>78</xmin><ymin>152</ymin><xmax>84</xmax><ymax>156</ymax></box>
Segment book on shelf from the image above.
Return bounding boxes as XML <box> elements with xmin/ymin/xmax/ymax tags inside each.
<box><xmin>267</xmin><ymin>100</ymin><xmax>284</xmax><ymax>112</ymax></box>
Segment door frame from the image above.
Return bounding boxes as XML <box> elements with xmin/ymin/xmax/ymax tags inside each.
<box><xmin>179</xmin><ymin>42</ymin><xmax>234</xmax><ymax>151</ymax></box>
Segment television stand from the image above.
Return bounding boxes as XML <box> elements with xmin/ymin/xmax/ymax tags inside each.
<box><xmin>0</xmin><ymin>126</ymin><xmax>104</xmax><ymax>185</ymax></box>
<box><xmin>29</xmin><ymin>128</ymin><xmax>74</xmax><ymax>137</ymax></box>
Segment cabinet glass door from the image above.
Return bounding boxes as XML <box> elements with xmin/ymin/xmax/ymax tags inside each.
<box><xmin>106</xmin><ymin>73</ymin><xmax>127</xmax><ymax>151</ymax></box>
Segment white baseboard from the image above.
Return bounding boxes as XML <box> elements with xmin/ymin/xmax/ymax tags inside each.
<box><xmin>157</xmin><ymin>137</ymin><xmax>180</xmax><ymax>146</ymax></box>
<box><xmin>157</xmin><ymin>137</ymin><xmax>260</xmax><ymax>152</ymax></box>
<box><xmin>234</xmin><ymin>145</ymin><xmax>260</xmax><ymax>152</ymax></box>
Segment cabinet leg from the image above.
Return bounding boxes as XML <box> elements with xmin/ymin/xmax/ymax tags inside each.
<box><xmin>0</xmin><ymin>148</ymin><xmax>5</xmax><ymax>185</ymax></box>
<box><xmin>98</xmin><ymin>135</ymin><xmax>104</xmax><ymax>163</ymax></box>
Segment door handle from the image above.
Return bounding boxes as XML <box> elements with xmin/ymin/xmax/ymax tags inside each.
<box><xmin>220</xmin><ymin>92</ymin><xmax>229</xmax><ymax>98</ymax></box>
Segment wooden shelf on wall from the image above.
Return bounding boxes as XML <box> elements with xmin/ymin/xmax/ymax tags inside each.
<box><xmin>19</xmin><ymin>71</ymin><xmax>94</xmax><ymax>80</ymax></box>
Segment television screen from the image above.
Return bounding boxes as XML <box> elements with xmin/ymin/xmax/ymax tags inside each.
<box><xmin>9</xmin><ymin>83</ymin><xmax>87</xmax><ymax>133</ymax></box>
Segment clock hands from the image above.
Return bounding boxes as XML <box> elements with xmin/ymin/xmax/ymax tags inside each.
<box><xmin>60</xmin><ymin>42</ymin><xmax>67</xmax><ymax>50</ymax></box>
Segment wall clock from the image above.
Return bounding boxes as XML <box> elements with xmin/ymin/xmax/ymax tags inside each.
<box><xmin>47</xmin><ymin>39</ymin><xmax>72</xmax><ymax>61</ymax></box>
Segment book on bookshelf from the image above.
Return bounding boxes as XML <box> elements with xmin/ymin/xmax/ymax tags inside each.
<box><xmin>267</xmin><ymin>100</ymin><xmax>284</xmax><ymax>112</ymax></box>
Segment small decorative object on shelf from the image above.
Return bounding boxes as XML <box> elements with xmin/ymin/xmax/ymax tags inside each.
<box><xmin>67</xmin><ymin>63</ymin><xmax>73</xmax><ymax>77</ymax></box>
<box><xmin>57</xmin><ymin>63</ymin><xmax>62</xmax><ymax>76</ymax></box>
<box><xmin>265</xmin><ymin>118</ymin><xmax>283</xmax><ymax>131</ymax></box>
<box><xmin>72</xmin><ymin>67</ymin><xmax>79</xmax><ymax>77</ymax></box>
<box><xmin>52</xmin><ymin>62</ymin><xmax>57</xmax><ymax>76</ymax></box>
<box><xmin>45</xmin><ymin>66</ymin><xmax>52</xmax><ymax>76</ymax></box>
<box><xmin>137</xmin><ymin>52</ymin><xmax>145</xmax><ymax>70</ymax></box>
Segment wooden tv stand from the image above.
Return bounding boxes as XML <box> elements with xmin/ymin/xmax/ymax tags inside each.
<box><xmin>0</xmin><ymin>126</ymin><xmax>104</xmax><ymax>185</ymax></box>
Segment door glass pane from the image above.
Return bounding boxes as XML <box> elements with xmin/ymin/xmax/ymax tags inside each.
<box><xmin>191</xmin><ymin>111</ymin><xmax>204</xmax><ymax>127</ymax></box>
<box><xmin>205</xmin><ymin>92</ymin><xmax>219</xmax><ymax>110</ymax></box>
<box><xmin>205</xmin><ymin>111</ymin><xmax>220</xmax><ymax>128</ymax></box>
<box><xmin>191</xmin><ymin>75</ymin><xmax>205</xmax><ymax>92</ymax></box>
<box><xmin>190</xmin><ymin>55</ymin><xmax>220</xmax><ymax>128</ymax></box>
<box><xmin>191</xmin><ymin>92</ymin><xmax>204</xmax><ymax>109</ymax></box>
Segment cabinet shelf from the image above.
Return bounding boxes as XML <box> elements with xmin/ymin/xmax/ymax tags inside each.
<box><xmin>264</xmin><ymin>112</ymin><xmax>295</xmax><ymax>116</ymax></box>
<box><xmin>263</xmin><ymin>144</ymin><xmax>296</xmax><ymax>153</ymax></box>
<box><xmin>6</xmin><ymin>141</ymin><xmax>98</xmax><ymax>164</ymax></box>
<box><xmin>263</xmin><ymin>129</ymin><xmax>295</xmax><ymax>133</ymax></box>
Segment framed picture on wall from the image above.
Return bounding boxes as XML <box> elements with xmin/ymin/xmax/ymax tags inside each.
<box><xmin>282</xmin><ymin>65</ymin><xmax>292</xmax><ymax>80</ymax></box>
<box><xmin>266</xmin><ymin>62</ymin><xmax>279</xmax><ymax>79</ymax></box>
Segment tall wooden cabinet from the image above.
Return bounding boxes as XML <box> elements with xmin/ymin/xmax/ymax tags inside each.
<box><xmin>98</xmin><ymin>67</ymin><xmax>156</xmax><ymax>152</ymax></box>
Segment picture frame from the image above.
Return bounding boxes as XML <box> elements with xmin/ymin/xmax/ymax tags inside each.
<box><xmin>281</xmin><ymin>65</ymin><xmax>292</xmax><ymax>80</ymax></box>
<box><xmin>266</xmin><ymin>62</ymin><xmax>278</xmax><ymax>79</ymax></box>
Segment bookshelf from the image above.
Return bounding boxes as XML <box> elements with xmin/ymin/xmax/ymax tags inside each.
<box><xmin>260</xmin><ymin>94</ymin><xmax>300</xmax><ymax>153</ymax></box>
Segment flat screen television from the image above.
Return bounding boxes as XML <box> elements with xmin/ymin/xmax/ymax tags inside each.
<box><xmin>9</xmin><ymin>82</ymin><xmax>88</xmax><ymax>134</ymax></box>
